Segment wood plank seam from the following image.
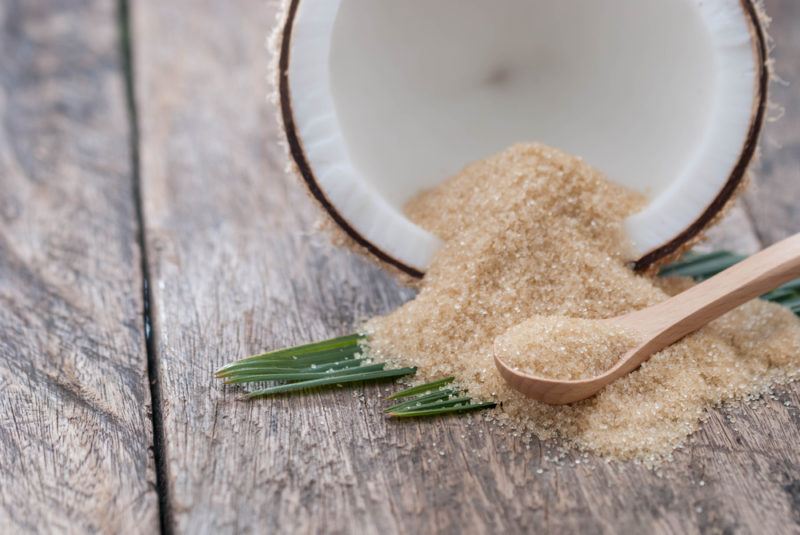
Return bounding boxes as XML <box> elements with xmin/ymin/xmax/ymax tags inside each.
<box><xmin>0</xmin><ymin>0</ymin><xmax>160</xmax><ymax>530</ymax></box>
<box><xmin>131</xmin><ymin>0</ymin><xmax>800</xmax><ymax>532</ymax></box>
<box><xmin>118</xmin><ymin>0</ymin><xmax>174</xmax><ymax>533</ymax></box>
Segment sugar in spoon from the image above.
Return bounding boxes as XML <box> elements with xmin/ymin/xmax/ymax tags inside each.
<box><xmin>495</xmin><ymin>232</ymin><xmax>800</xmax><ymax>405</ymax></box>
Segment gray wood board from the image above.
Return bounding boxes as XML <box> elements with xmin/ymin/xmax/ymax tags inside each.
<box><xmin>135</xmin><ymin>0</ymin><xmax>800</xmax><ymax>533</ymax></box>
<box><xmin>0</xmin><ymin>0</ymin><xmax>158</xmax><ymax>532</ymax></box>
<box><xmin>744</xmin><ymin>0</ymin><xmax>800</xmax><ymax>244</ymax></box>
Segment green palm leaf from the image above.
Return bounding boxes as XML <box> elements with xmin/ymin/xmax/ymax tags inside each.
<box><xmin>217</xmin><ymin>250</ymin><xmax>800</xmax><ymax>417</ymax></box>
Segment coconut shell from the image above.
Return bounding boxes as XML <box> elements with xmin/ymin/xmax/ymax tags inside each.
<box><xmin>271</xmin><ymin>0</ymin><xmax>773</xmax><ymax>283</ymax></box>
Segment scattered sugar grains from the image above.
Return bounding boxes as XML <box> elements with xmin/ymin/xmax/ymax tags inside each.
<box><xmin>364</xmin><ymin>143</ymin><xmax>800</xmax><ymax>462</ymax></box>
<box><xmin>494</xmin><ymin>316</ymin><xmax>641</xmax><ymax>380</ymax></box>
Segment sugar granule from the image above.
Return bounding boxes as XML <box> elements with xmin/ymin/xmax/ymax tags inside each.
<box><xmin>364</xmin><ymin>143</ymin><xmax>800</xmax><ymax>462</ymax></box>
<box><xmin>495</xmin><ymin>316</ymin><xmax>641</xmax><ymax>380</ymax></box>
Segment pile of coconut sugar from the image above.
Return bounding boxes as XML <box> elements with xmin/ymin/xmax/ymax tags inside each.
<box><xmin>494</xmin><ymin>316</ymin><xmax>641</xmax><ymax>381</ymax></box>
<box><xmin>364</xmin><ymin>143</ymin><xmax>800</xmax><ymax>463</ymax></box>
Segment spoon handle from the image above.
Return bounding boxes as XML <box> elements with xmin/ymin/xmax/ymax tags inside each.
<box><xmin>628</xmin><ymin>232</ymin><xmax>800</xmax><ymax>343</ymax></box>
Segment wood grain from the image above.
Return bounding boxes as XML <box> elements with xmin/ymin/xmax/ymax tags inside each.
<box><xmin>0</xmin><ymin>0</ymin><xmax>158</xmax><ymax>533</ymax></box>
<box><xmin>744</xmin><ymin>0</ymin><xmax>800</xmax><ymax>243</ymax></box>
<box><xmin>134</xmin><ymin>0</ymin><xmax>800</xmax><ymax>533</ymax></box>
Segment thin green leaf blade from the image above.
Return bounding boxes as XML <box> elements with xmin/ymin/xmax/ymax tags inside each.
<box><xmin>384</xmin><ymin>389</ymin><xmax>457</xmax><ymax>413</ymax></box>
<box><xmin>763</xmin><ymin>278</ymin><xmax>800</xmax><ymax>301</ymax></box>
<box><xmin>777</xmin><ymin>295</ymin><xmax>800</xmax><ymax>311</ymax></box>
<box><xmin>658</xmin><ymin>250</ymin><xmax>732</xmax><ymax>275</ymax></box>
<box><xmin>215</xmin><ymin>333</ymin><xmax>364</xmax><ymax>375</ymax></box>
<box><xmin>219</xmin><ymin>357</ymin><xmax>367</xmax><ymax>378</ymax></box>
<box><xmin>387</xmin><ymin>377</ymin><xmax>455</xmax><ymax>400</ymax></box>
<box><xmin>246</xmin><ymin>367</ymin><xmax>417</xmax><ymax>399</ymax></box>
<box><xmin>224</xmin><ymin>363</ymin><xmax>386</xmax><ymax>384</ymax></box>
<box><xmin>660</xmin><ymin>253</ymin><xmax>745</xmax><ymax>279</ymax></box>
<box><xmin>388</xmin><ymin>401</ymin><xmax>497</xmax><ymax>418</ymax></box>
<box><xmin>217</xmin><ymin>345</ymin><xmax>362</xmax><ymax>376</ymax></box>
<box><xmin>390</xmin><ymin>396</ymin><xmax>473</xmax><ymax>413</ymax></box>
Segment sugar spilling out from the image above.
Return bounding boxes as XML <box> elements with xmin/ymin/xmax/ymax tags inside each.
<box><xmin>364</xmin><ymin>143</ymin><xmax>800</xmax><ymax>462</ymax></box>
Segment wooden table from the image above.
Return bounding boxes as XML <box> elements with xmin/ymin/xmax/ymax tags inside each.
<box><xmin>2</xmin><ymin>1</ymin><xmax>799</xmax><ymax>533</ymax></box>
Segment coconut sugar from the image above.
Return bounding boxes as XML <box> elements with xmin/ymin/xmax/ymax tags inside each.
<box><xmin>494</xmin><ymin>316</ymin><xmax>641</xmax><ymax>380</ymax></box>
<box><xmin>364</xmin><ymin>143</ymin><xmax>800</xmax><ymax>462</ymax></box>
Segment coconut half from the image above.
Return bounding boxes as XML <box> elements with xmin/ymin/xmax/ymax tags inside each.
<box><xmin>278</xmin><ymin>0</ymin><xmax>768</xmax><ymax>278</ymax></box>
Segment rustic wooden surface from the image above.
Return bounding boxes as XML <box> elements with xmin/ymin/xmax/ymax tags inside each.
<box><xmin>131</xmin><ymin>0</ymin><xmax>800</xmax><ymax>533</ymax></box>
<box><xmin>0</xmin><ymin>0</ymin><xmax>158</xmax><ymax>532</ymax></box>
<box><xmin>743</xmin><ymin>0</ymin><xmax>800</xmax><ymax>245</ymax></box>
<box><xmin>2</xmin><ymin>0</ymin><xmax>800</xmax><ymax>532</ymax></box>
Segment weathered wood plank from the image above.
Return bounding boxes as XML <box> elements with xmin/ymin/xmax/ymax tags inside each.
<box><xmin>135</xmin><ymin>0</ymin><xmax>800</xmax><ymax>533</ymax></box>
<box><xmin>0</xmin><ymin>0</ymin><xmax>159</xmax><ymax>533</ymax></box>
<box><xmin>744</xmin><ymin>0</ymin><xmax>800</xmax><ymax>242</ymax></box>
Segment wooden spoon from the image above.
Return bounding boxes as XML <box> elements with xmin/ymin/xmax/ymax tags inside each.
<box><xmin>495</xmin><ymin>232</ymin><xmax>800</xmax><ymax>405</ymax></box>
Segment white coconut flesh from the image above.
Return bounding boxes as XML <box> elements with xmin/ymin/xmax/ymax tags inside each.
<box><xmin>280</xmin><ymin>0</ymin><xmax>767</xmax><ymax>277</ymax></box>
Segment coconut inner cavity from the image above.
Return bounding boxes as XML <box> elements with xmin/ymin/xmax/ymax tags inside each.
<box><xmin>364</xmin><ymin>143</ymin><xmax>800</xmax><ymax>463</ymax></box>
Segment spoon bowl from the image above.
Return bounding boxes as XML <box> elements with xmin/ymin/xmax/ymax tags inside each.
<box><xmin>495</xmin><ymin>232</ymin><xmax>800</xmax><ymax>405</ymax></box>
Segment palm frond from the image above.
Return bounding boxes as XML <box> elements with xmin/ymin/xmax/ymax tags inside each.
<box><xmin>216</xmin><ymin>333</ymin><xmax>414</xmax><ymax>398</ymax></box>
<box><xmin>218</xmin><ymin>250</ymin><xmax>800</xmax><ymax>417</ymax></box>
